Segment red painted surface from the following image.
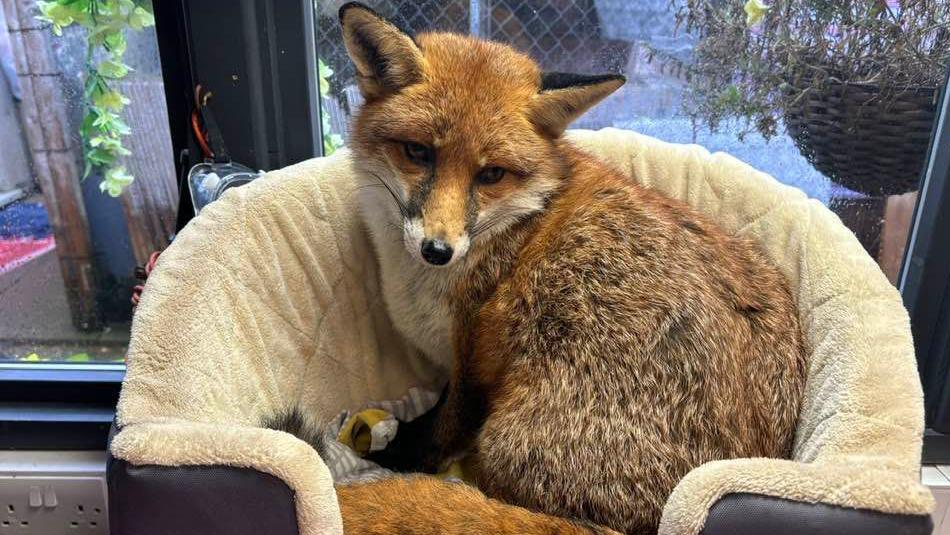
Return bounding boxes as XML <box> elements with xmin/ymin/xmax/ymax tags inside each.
<box><xmin>0</xmin><ymin>237</ymin><xmax>56</xmax><ymax>275</ymax></box>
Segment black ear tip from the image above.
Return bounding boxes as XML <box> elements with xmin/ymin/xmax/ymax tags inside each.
<box><xmin>339</xmin><ymin>2</ymin><xmax>379</xmax><ymax>24</ymax></box>
<box><xmin>540</xmin><ymin>72</ymin><xmax>627</xmax><ymax>92</ymax></box>
<box><xmin>596</xmin><ymin>74</ymin><xmax>626</xmax><ymax>86</ymax></box>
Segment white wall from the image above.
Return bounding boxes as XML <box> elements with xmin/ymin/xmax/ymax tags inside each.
<box><xmin>0</xmin><ymin>6</ymin><xmax>31</xmax><ymax>195</ymax></box>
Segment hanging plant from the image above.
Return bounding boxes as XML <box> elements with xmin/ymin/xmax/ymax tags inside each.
<box><xmin>661</xmin><ymin>0</ymin><xmax>950</xmax><ymax>195</ymax></box>
<box><xmin>665</xmin><ymin>0</ymin><xmax>950</xmax><ymax>140</ymax></box>
<box><xmin>318</xmin><ymin>57</ymin><xmax>344</xmax><ymax>155</ymax></box>
<box><xmin>36</xmin><ymin>0</ymin><xmax>155</xmax><ymax>197</ymax></box>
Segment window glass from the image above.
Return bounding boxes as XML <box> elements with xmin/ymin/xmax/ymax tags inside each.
<box><xmin>0</xmin><ymin>0</ymin><xmax>173</xmax><ymax>363</ymax></box>
<box><xmin>314</xmin><ymin>0</ymin><xmax>948</xmax><ymax>285</ymax></box>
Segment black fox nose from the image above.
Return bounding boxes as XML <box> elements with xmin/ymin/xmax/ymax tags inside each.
<box><xmin>421</xmin><ymin>239</ymin><xmax>453</xmax><ymax>265</ymax></box>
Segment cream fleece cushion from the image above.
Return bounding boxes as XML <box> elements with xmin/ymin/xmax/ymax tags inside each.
<box><xmin>112</xmin><ymin>128</ymin><xmax>932</xmax><ymax>535</ymax></box>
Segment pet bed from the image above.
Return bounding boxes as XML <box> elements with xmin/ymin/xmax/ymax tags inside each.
<box><xmin>107</xmin><ymin>128</ymin><xmax>933</xmax><ymax>535</ymax></box>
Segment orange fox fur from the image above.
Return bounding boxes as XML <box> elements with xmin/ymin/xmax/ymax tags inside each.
<box><xmin>337</xmin><ymin>477</ymin><xmax>619</xmax><ymax>535</ymax></box>
<box><xmin>289</xmin><ymin>3</ymin><xmax>806</xmax><ymax>534</ymax></box>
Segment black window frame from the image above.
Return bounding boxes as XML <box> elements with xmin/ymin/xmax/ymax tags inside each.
<box><xmin>2</xmin><ymin>2</ymin><xmax>949</xmax><ymax>456</ymax></box>
<box><xmin>903</xmin><ymin>64</ymin><xmax>950</xmax><ymax>462</ymax></box>
<box><xmin>0</xmin><ymin>363</ymin><xmax>123</xmax><ymax>449</ymax></box>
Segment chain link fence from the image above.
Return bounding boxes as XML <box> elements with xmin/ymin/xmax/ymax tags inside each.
<box><xmin>314</xmin><ymin>0</ymin><xmax>650</xmax><ymax>141</ymax></box>
<box><xmin>310</xmin><ymin>1</ymin><xmax>910</xmax><ymax>271</ymax></box>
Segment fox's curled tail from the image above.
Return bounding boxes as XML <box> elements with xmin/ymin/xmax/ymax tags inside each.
<box><xmin>338</xmin><ymin>477</ymin><xmax>619</xmax><ymax>535</ymax></box>
<box><xmin>264</xmin><ymin>409</ymin><xmax>618</xmax><ymax>534</ymax></box>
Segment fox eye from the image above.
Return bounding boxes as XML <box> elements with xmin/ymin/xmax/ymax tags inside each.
<box><xmin>476</xmin><ymin>167</ymin><xmax>506</xmax><ymax>185</ymax></box>
<box><xmin>403</xmin><ymin>142</ymin><xmax>433</xmax><ymax>165</ymax></box>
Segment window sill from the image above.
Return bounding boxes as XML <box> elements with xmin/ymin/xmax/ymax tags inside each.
<box><xmin>0</xmin><ymin>363</ymin><xmax>123</xmax><ymax>450</ymax></box>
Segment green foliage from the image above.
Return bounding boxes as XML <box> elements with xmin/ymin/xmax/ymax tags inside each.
<box><xmin>667</xmin><ymin>0</ymin><xmax>950</xmax><ymax>140</ymax></box>
<box><xmin>36</xmin><ymin>0</ymin><xmax>155</xmax><ymax>196</ymax></box>
<box><xmin>318</xmin><ymin>58</ymin><xmax>344</xmax><ymax>155</ymax></box>
<box><xmin>21</xmin><ymin>352</ymin><xmax>92</xmax><ymax>362</ymax></box>
<box><xmin>65</xmin><ymin>352</ymin><xmax>92</xmax><ymax>362</ymax></box>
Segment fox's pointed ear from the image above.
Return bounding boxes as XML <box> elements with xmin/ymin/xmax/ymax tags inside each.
<box><xmin>528</xmin><ymin>73</ymin><xmax>625</xmax><ymax>137</ymax></box>
<box><xmin>339</xmin><ymin>2</ymin><xmax>424</xmax><ymax>100</ymax></box>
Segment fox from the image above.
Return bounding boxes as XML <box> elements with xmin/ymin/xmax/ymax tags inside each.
<box><xmin>274</xmin><ymin>3</ymin><xmax>807</xmax><ymax>534</ymax></box>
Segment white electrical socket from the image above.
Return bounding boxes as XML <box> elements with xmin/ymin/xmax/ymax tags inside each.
<box><xmin>0</xmin><ymin>451</ymin><xmax>108</xmax><ymax>535</ymax></box>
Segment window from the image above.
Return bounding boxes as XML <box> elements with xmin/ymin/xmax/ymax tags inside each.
<box><xmin>313</xmin><ymin>0</ymin><xmax>947</xmax><ymax>287</ymax></box>
<box><xmin>314</xmin><ymin>0</ymin><xmax>950</xmax><ymax>455</ymax></box>
<box><xmin>0</xmin><ymin>0</ymin><xmax>174</xmax><ymax>365</ymax></box>
<box><xmin>0</xmin><ymin>0</ymin><xmax>946</xmax><ymax>450</ymax></box>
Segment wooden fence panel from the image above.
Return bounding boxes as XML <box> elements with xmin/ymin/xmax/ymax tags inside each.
<box><xmin>116</xmin><ymin>78</ymin><xmax>178</xmax><ymax>265</ymax></box>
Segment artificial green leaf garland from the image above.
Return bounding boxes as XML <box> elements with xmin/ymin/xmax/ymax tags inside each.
<box><xmin>37</xmin><ymin>0</ymin><xmax>155</xmax><ymax>197</ymax></box>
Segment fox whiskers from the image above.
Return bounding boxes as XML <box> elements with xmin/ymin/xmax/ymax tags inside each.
<box><xmin>369</xmin><ymin>171</ymin><xmax>409</xmax><ymax>218</ymax></box>
<box><xmin>471</xmin><ymin>212</ymin><xmax>519</xmax><ymax>240</ymax></box>
<box><xmin>347</xmin><ymin>182</ymin><xmax>386</xmax><ymax>203</ymax></box>
<box><xmin>387</xmin><ymin>221</ymin><xmax>408</xmax><ymax>245</ymax></box>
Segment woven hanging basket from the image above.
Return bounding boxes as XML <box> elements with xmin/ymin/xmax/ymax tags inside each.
<box><xmin>785</xmin><ymin>81</ymin><xmax>939</xmax><ymax>196</ymax></box>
